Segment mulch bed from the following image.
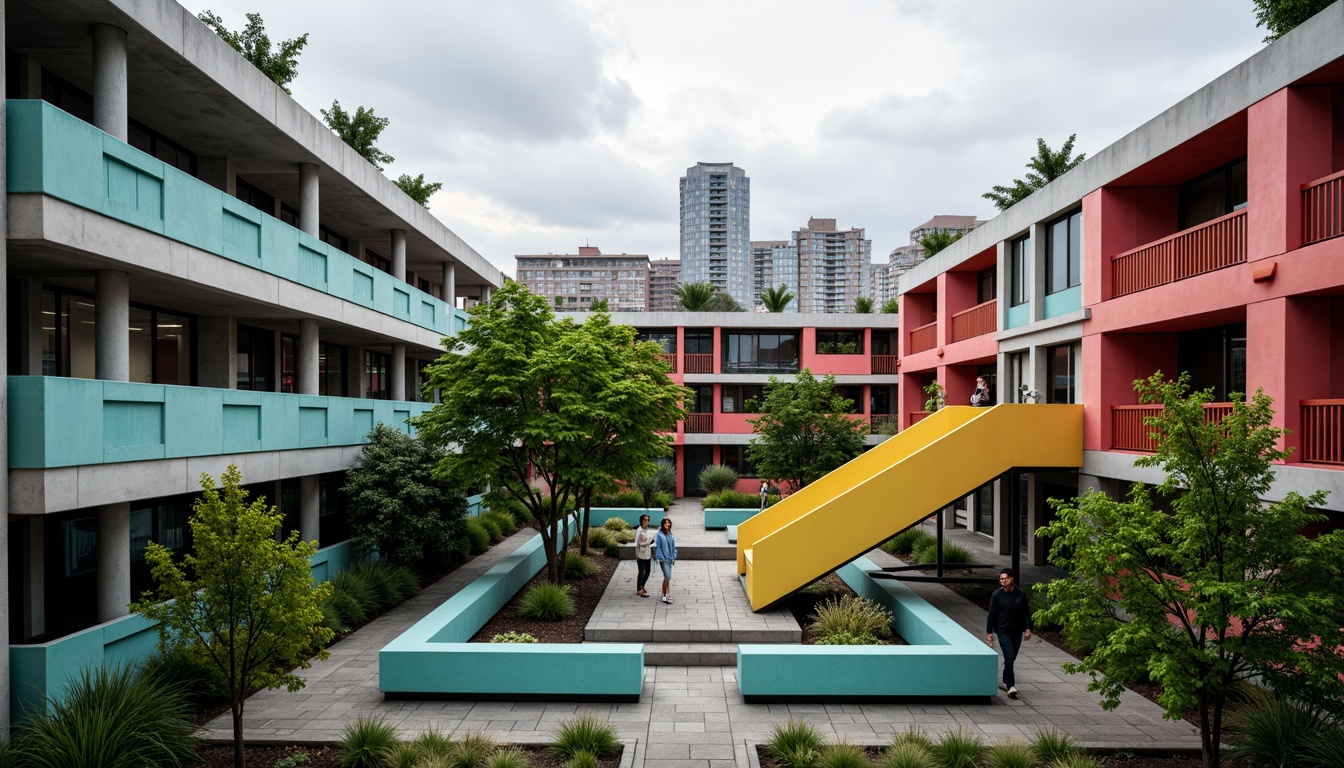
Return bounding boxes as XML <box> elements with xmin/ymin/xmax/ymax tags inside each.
<box><xmin>756</xmin><ymin>745</ymin><xmax>1200</xmax><ymax>768</ymax></box>
<box><xmin>197</xmin><ymin>743</ymin><xmax>620</xmax><ymax>768</ymax></box>
<box><xmin>469</xmin><ymin>540</ymin><xmax>621</xmax><ymax>643</ymax></box>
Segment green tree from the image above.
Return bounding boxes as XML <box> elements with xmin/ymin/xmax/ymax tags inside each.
<box><xmin>983</xmin><ymin>134</ymin><xmax>1086</xmax><ymax>211</ymax></box>
<box><xmin>675</xmin><ymin>281</ymin><xmax>715</xmax><ymax>311</ymax></box>
<box><xmin>881</xmin><ymin>298</ymin><xmax>900</xmax><ymax>313</ymax></box>
<box><xmin>321</xmin><ymin>100</ymin><xmax>394</xmax><ymax>170</ymax></box>
<box><xmin>198</xmin><ymin>11</ymin><xmax>308</xmax><ymax>93</ymax></box>
<box><xmin>1038</xmin><ymin>373</ymin><xmax>1344</xmax><ymax>768</ymax></box>
<box><xmin>415</xmin><ymin>283</ymin><xmax>684</xmax><ymax>582</ymax></box>
<box><xmin>853</xmin><ymin>296</ymin><xmax>874</xmax><ymax>313</ymax></box>
<box><xmin>343</xmin><ymin>423</ymin><xmax>468</xmax><ymax>571</ymax></box>
<box><xmin>394</xmin><ymin>173</ymin><xmax>443</xmax><ymax>208</ymax></box>
<box><xmin>1252</xmin><ymin>0</ymin><xmax>1335</xmax><ymax>41</ymax></box>
<box><xmin>746</xmin><ymin>369</ymin><xmax>867</xmax><ymax>491</ymax></box>
<box><xmin>705</xmin><ymin>290</ymin><xmax>746</xmax><ymax>312</ymax></box>
<box><xmin>589</xmin><ymin>298</ymin><xmax>609</xmax><ymax>312</ymax></box>
<box><xmin>629</xmin><ymin>464</ymin><xmax>676</xmax><ymax>509</ymax></box>
<box><xmin>133</xmin><ymin>466</ymin><xmax>333</xmax><ymax>768</ymax></box>
<box><xmin>918</xmin><ymin>230</ymin><xmax>964</xmax><ymax>258</ymax></box>
<box><xmin>760</xmin><ymin>283</ymin><xmax>795</xmax><ymax>312</ymax></box>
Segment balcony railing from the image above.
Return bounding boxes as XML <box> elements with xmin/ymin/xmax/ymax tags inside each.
<box><xmin>871</xmin><ymin>354</ymin><xmax>899</xmax><ymax>375</ymax></box>
<box><xmin>950</xmin><ymin>299</ymin><xmax>997</xmax><ymax>342</ymax></box>
<box><xmin>1111</xmin><ymin>402</ymin><xmax>1234</xmax><ymax>452</ymax></box>
<box><xmin>684</xmin><ymin>354</ymin><xmax>714</xmax><ymax>374</ymax></box>
<box><xmin>1303</xmin><ymin>169</ymin><xmax>1344</xmax><ymax>246</ymax></box>
<box><xmin>1301</xmin><ymin>399</ymin><xmax>1344</xmax><ymax>465</ymax></box>
<box><xmin>659</xmin><ymin>353</ymin><xmax>677</xmax><ymax>372</ymax></box>
<box><xmin>869</xmin><ymin>414</ymin><xmax>898</xmax><ymax>434</ymax></box>
<box><xmin>685</xmin><ymin>413</ymin><xmax>714</xmax><ymax>434</ymax></box>
<box><xmin>908</xmin><ymin>321</ymin><xmax>938</xmax><ymax>354</ymax></box>
<box><xmin>1111</xmin><ymin>209</ymin><xmax>1246</xmax><ymax>297</ymax></box>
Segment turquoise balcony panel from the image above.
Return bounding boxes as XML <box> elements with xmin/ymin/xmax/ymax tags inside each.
<box><xmin>6</xmin><ymin>100</ymin><xmax>450</xmax><ymax>335</ymax></box>
<box><xmin>1006</xmin><ymin>303</ymin><xmax>1030</xmax><ymax>329</ymax></box>
<box><xmin>7</xmin><ymin>377</ymin><xmax>433</xmax><ymax>469</ymax></box>
<box><xmin>1044</xmin><ymin>285</ymin><xmax>1082</xmax><ymax>319</ymax></box>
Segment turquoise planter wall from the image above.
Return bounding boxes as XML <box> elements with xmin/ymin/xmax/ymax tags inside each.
<box><xmin>703</xmin><ymin>507</ymin><xmax>761</xmax><ymax>530</ymax></box>
<box><xmin>6</xmin><ymin>100</ymin><xmax>448</xmax><ymax>335</ymax></box>
<box><xmin>8</xmin><ymin>376</ymin><xmax>432</xmax><ymax>469</ymax></box>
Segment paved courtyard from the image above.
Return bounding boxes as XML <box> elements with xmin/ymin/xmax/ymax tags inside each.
<box><xmin>201</xmin><ymin>500</ymin><xmax>1201</xmax><ymax>765</ymax></box>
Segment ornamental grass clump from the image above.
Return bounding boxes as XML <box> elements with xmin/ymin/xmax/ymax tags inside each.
<box><xmin>878</xmin><ymin>743</ymin><xmax>937</xmax><ymax>768</ymax></box>
<box><xmin>551</xmin><ymin>713</ymin><xmax>622</xmax><ymax>759</ymax></box>
<box><xmin>463</xmin><ymin>519</ymin><xmax>491</xmax><ymax>554</ymax></box>
<box><xmin>881</xmin><ymin>528</ymin><xmax>935</xmax><ymax>556</ymax></box>
<box><xmin>929</xmin><ymin>729</ymin><xmax>983</xmax><ymax>768</ymax></box>
<box><xmin>818</xmin><ymin>741</ymin><xmax>871</xmax><ymax>768</ymax></box>
<box><xmin>412</xmin><ymin>729</ymin><xmax>455</xmax><ymax>761</ymax></box>
<box><xmin>519</xmin><ymin>583</ymin><xmax>574</xmax><ymax>621</ymax></box>
<box><xmin>765</xmin><ymin>720</ymin><xmax>825</xmax><ymax>767</ymax></box>
<box><xmin>1224</xmin><ymin>688</ymin><xmax>1336</xmax><ymax>768</ymax></box>
<box><xmin>807</xmin><ymin>595</ymin><xmax>893</xmax><ymax>644</ymax></box>
<box><xmin>564</xmin><ymin>554</ymin><xmax>599</xmax><ymax>580</ymax></box>
<box><xmin>562</xmin><ymin>751</ymin><xmax>599</xmax><ymax>768</ymax></box>
<box><xmin>587</xmin><ymin>527</ymin><xmax>614</xmax><ymax>549</ymax></box>
<box><xmin>603</xmin><ymin>517</ymin><xmax>631</xmax><ymax>532</ymax></box>
<box><xmin>486</xmin><ymin>747</ymin><xmax>531</xmax><ymax>768</ymax></box>
<box><xmin>1030</xmin><ymin>729</ymin><xmax>1081</xmax><ymax>766</ymax></box>
<box><xmin>889</xmin><ymin>729</ymin><xmax>934</xmax><ymax>751</ymax></box>
<box><xmin>338</xmin><ymin>715</ymin><xmax>399</xmax><ymax>768</ymax></box>
<box><xmin>983</xmin><ymin>741</ymin><xmax>1034</xmax><ymax>768</ymax></box>
<box><xmin>449</xmin><ymin>731</ymin><xmax>498</xmax><ymax>768</ymax></box>
<box><xmin>911</xmin><ymin>541</ymin><xmax>976</xmax><ymax>566</ymax></box>
<box><xmin>698</xmin><ymin>464</ymin><xmax>740</xmax><ymax>495</ymax></box>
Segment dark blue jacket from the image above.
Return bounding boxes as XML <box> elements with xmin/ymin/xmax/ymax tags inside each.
<box><xmin>986</xmin><ymin>586</ymin><xmax>1032</xmax><ymax>634</ymax></box>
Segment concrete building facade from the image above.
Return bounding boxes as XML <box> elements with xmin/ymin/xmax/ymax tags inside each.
<box><xmin>515</xmin><ymin>247</ymin><xmax>650</xmax><ymax>312</ymax></box>
<box><xmin>1</xmin><ymin>0</ymin><xmax>501</xmax><ymax>724</ymax></box>
<box><xmin>647</xmin><ymin>258</ymin><xmax>681</xmax><ymax>311</ymax></box>
<box><xmin>795</xmin><ymin>218</ymin><xmax>872</xmax><ymax>314</ymax></box>
<box><xmin>680</xmin><ymin>163</ymin><xmax>751</xmax><ymax>308</ymax></box>
<box><xmin>750</xmin><ymin>240</ymin><xmax>797</xmax><ymax>311</ymax></box>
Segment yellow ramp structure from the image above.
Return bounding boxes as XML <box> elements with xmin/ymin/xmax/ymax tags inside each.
<box><xmin>738</xmin><ymin>404</ymin><xmax>1083</xmax><ymax>611</ymax></box>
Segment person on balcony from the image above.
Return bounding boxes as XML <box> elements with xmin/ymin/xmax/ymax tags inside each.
<box><xmin>970</xmin><ymin>376</ymin><xmax>993</xmax><ymax>407</ymax></box>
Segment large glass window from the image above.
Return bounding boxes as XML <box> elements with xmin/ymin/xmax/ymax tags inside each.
<box><xmin>684</xmin><ymin>330</ymin><xmax>713</xmax><ymax>355</ymax></box>
<box><xmin>1047</xmin><ymin>343</ymin><xmax>1080</xmax><ymax>404</ymax></box>
<box><xmin>721</xmin><ymin>384</ymin><xmax>764</xmax><ymax>413</ymax></box>
<box><xmin>816</xmin><ymin>330</ymin><xmax>863</xmax><ymax>355</ymax></box>
<box><xmin>42</xmin><ymin>288</ymin><xmax>191</xmax><ymax>383</ymax></box>
<box><xmin>721</xmin><ymin>445</ymin><xmax>757</xmax><ymax>478</ymax></box>
<box><xmin>636</xmin><ymin>329</ymin><xmax>677</xmax><ymax>353</ymax></box>
<box><xmin>1009</xmin><ymin>236</ymin><xmax>1030</xmax><ymax>307</ymax></box>
<box><xmin>721</xmin><ymin>331</ymin><xmax>799</xmax><ymax>374</ymax></box>
<box><xmin>1179</xmin><ymin>158</ymin><xmax>1248</xmax><ymax>230</ymax></box>
<box><xmin>236</xmin><ymin>325</ymin><xmax>275</xmax><ymax>391</ymax></box>
<box><xmin>1177</xmin><ymin>324</ymin><xmax>1246</xmax><ymax>401</ymax></box>
<box><xmin>870</xmin><ymin>385</ymin><xmax>892</xmax><ymax>415</ymax></box>
<box><xmin>978</xmin><ymin>267</ymin><xmax>997</xmax><ymax>304</ymax></box>
<box><xmin>1046</xmin><ymin>211</ymin><xmax>1082</xmax><ymax>295</ymax></box>
<box><xmin>835</xmin><ymin>385</ymin><xmax>863</xmax><ymax>414</ymax></box>
<box><xmin>364</xmin><ymin>350</ymin><xmax>390</xmax><ymax>400</ymax></box>
<box><xmin>321</xmin><ymin>343</ymin><xmax>347</xmax><ymax>397</ymax></box>
<box><xmin>689</xmin><ymin>385</ymin><xmax>713</xmax><ymax>413</ymax></box>
<box><xmin>280</xmin><ymin>334</ymin><xmax>297</xmax><ymax>393</ymax></box>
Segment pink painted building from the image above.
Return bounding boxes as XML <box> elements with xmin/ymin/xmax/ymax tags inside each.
<box><xmin>897</xmin><ymin>8</ymin><xmax>1344</xmax><ymax>563</ymax></box>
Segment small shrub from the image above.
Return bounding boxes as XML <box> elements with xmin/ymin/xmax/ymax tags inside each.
<box><xmin>613</xmin><ymin>528</ymin><xmax>635</xmax><ymax>544</ymax></box>
<box><xmin>881</xmin><ymin>528</ymin><xmax>935</xmax><ymax>556</ymax></box>
<box><xmin>386</xmin><ymin>743</ymin><xmax>425</xmax><ymax>768</ymax></box>
<box><xmin>910</xmin><ymin>541</ymin><xmax>976</xmax><ymax>566</ymax></box>
<box><xmin>351</xmin><ymin>562</ymin><xmax>396</xmax><ymax>611</ymax></box>
<box><xmin>703</xmin><ymin>490</ymin><xmax>761</xmax><ymax>508</ymax></box>
<box><xmin>384</xmin><ymin>564</ymin><xmax>420</xmax><ymax>602</ymax></box>
<box><xmin>338</xmin><ymin>715</ymin><xmax>399</xmax><ymax>768</ymax></box>
<box><xmin>698</xmin><ymin>464</ymin><xmax>740</xmax><ymax>495</ymax></box>
<box><xmin>653</xmin><ymin>491</ymin><xmax>674</xmax><ymax>510</ymax></box>
<box><xmin>491</xmin><ymin>631</ymin><xmax>537</xmax><ymax>643</ymax></box>
<box><xmin>519</xmin><ymin>583</ymin><xmax>575</xmax><ymax>621</ymax></box>
<box><xmin>1048</xmin><ymin>756</ymin><xmax>1100</xmax><ymax>768</ymax></box>
<box><xmin>807</xmin><ymin>595</ymin><xmax>894</xmax><ymax>641</ymax></box>
<box><xmin>322</xmin><ymin>589</ymin><xmax>366</xmax><ymax>629</ymax></box>
<box><xmin>604</xmin><ymin>542</ymin><xmax>621</xmax><ymax>559</ymax></box>
<box><xmin>562</xmin><ymin>751</ymin><xmax>599</xmax><ymax>768</ymax></box>
<box><xmin>1307</xmin><ymin>726</ymin><xmax>1344</xmax><ymax>768</ymax></box>
<box><xmin>588</xmin><ymin>527</ymin><xmax>614</xmax><ymax>549</ymax></box>
<box><xmin>486</xmin><ymin>747</ymin><xmax>531</xmax><ymax>768</ymax></box>
<box><xmin>879</xmin><ymin>743</ymin><xmax>937</xmax><ymax>768</ymax></box>
<box><xmin>800</xmin><ymin>578</ymin><xmax>845</xmax><ymax>598</ymax></box>
<box><xmin>815</xmin><ymin>630</ymin><xmax>881</xmax><ymax>645</ymax></box>
<box><xmin>482</xmin><ymin>510</ymin><xmax>518</xmax><ymax>536</ymax></box>
<box><xmin>464</xmin><ymin>519</ymin><xmax>491</xmax><ymax>554</ymax></box>
<box><xmin>930</xmin><ymin>729</ymin><xmax>983</xmax><ymax>768</ymax></box>
<box><xmin>141</xmin><ymin>645</ymin><xmax>227</xmax><ymax>710</ymax></box>
<box><xmin>983</xmin><ymin>741</ymin><xmax>1034</xmax><ymax>768</ymax></box>
<box><xmin>332</xmin><ymin>570</ymin><xmax>378</xmax><ymax>614</ymax></box>
<box><xmin>603</xmin><ymin>517</ymin><xmax>631</xmax><ymax>531</ymax></box>
<box><xmin>1225</xmin><ymin>688</ymin><xmax>1330</xmax><ymax>767</ymax></box>
<box><xmin>552</xmin><ymin>712</ymin><xmax>622</xmax><ymax>759</ymax></box>
<box><xmin>818</xmin><ymin>741</ymin><xmax>870</xmax><ymax>768</ymax></box>
<box><xmin>765</xmin><ymin>720</ymin><xmax>825</xmax><ymax>765</ymax></box>
<box><xmin>1031</xmin><ymin>729</ymin><xmax>1081</xmax><ymax>766</ymax></box>
<box><xmin>450</xmin><ymin>731</ymin><xmax>497</xmax><ymax>768</ymax></box>
<box><xmin>564</xmin><ymin>554</ymin><xmax>598</xmax><ymax>580</ymax></box>
<box><xmin>890</xmin><ymin>729</ymin><xmax>934</xmax><ymax>751</ymax></box>
<box><xmin>477</xmin><ymin>515</ymin><xmax>505</xmax><ymax>542</ymax></box>
<box><xmin>592</xmin><ymin>490</ymin><xmax>644</xmax><ymax>508</ymax></box>
<box><xmin>274</xmin><ymin>752</ymin><xmax>312</xmax><ymax>768</ymax></box>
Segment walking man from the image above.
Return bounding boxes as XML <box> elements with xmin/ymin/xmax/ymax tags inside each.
<box><xmin>986</xmin><ymin>567</ymin><xmax>1032</xmax><ymax>699</ymax></box>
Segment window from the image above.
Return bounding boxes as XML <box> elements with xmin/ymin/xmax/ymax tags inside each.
<box><xmin>320</xmin><ymin>226</ymin><xmax>348</xmax><ymax>253</ymax></box>
<box><xmin>722</xmin><ymin>332</ymin><xmax>799</xmax><ymax>374</ymax></box>
<box><xmin>235</xmin><ymin>178</ymin><xmax>275</xmax><ymax>216</ymax></box>
<box><xmin>870</xmin><ymin>386</ymin><xmax>892</xmax><ymax>415</ymax></box>
<box><xmin>236</xmin><ymin>325</ymin><xmax>275</xmax><ymax>391</ymax></box>
<box><xmin>1009</xmin><ymin>236</ymin><xmax>1030</xmax><ymax>307</ymax></box>
<box><xmin>974</xmin><ymin>482</ymin><xmax>995</xmax><ymax>535</ymax></box>
<box><xmin>636</xmin><ymin>329</ymin><xmax>677</xmax><ymax>354</ymax></box>
<box><xmin>280</xmin><ymin>334</ymin><xmax>297</xmax><ymax>393</ymax></box>
<box><xmin>721</xmin><ymin>384</ymin><xmax>764</xmax><ymax>413</ymax></box>
<box><xmin>1179</xmin><ymin>158</ymin><xmax>1247</xmax><ymax>230</ymax></box>
<box><xmin>835</xmin><ymin>385</ymin><xmax>863</xmax><ymax>414</ymax></box>
<box><xmin>1177</xmin><ymin>324</ymin><xmax>1246</xmax><ymax>401</ymax></box>
<box><xmin>364</xmin><ymin>350</ymin><xmax>390</xmax><ymax>400</ymax></box>
<box><xmin>816</xmin><ymin>330</ymin><xmax>863</xmax><ymax>355</ymax></box>
<box><xmin>689</xmin><ymin>385</ymin><xmax>713</xmax><ymax>413</ymax></box>
<box><xmin>361</xmin><ymin>248</ymin><xmax>391</xmax><ymax>275</ymax></box>
<box><xmin>321</xmin><ymin>343</ymin><xmax>347</xmax><ymax>397</ymax></box>
<box><xmin>721</xmin><ymin>445</ymin><xmax>757</xmax><ymax>478</ymax></box>
<box><xmin>1046</xmin><ymin>211</ymin><xmax>1082</xmax><ymax>295</ymax></box>
<box><xmin>978</xmin><ymin>267</ymin><xmax>996</xmax><ymax>304</ymax></box>
<box><xmin>42</xmin><ymin>288</ymin><xmax>194</xmax><ymax>385</ymax></box>
<box><xmin>1047</xmin><ymin>343</ymin><xmax>1080</xmax><ymax>404</ymax></box>
<box><xmin>684</xmin><ymin>331</ymin><xmax>713</xmax><ymax>355</ymax></box>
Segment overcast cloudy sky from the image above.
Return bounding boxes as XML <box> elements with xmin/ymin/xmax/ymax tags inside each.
<box><xmin>182</xmin><ymin>1</ymin><xmax>1266</xmax><ymax>276</ymax></box>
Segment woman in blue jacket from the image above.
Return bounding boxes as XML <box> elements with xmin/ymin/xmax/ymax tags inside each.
<box><xmin>653</xmin><ymin>517</ymin><xmax>677</xmax><ymax>604</ymax></box>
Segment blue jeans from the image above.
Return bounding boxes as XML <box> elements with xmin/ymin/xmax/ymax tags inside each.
<box><xmin>996</xmin><ymin>631</ymin><xmax>1023</xmax><ymax>688</ymax></box>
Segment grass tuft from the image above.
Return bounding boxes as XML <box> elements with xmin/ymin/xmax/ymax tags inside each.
<box><xmin>551</xmin><ymin>713</ymin><xmax>622</xmax><ymax>759</ymax></box>
<box><xmin>878</xmin><ymin>743</ymin><xmax>937</xmax><ymax>768</ymax></box>
<box><xmin>519</xmin><ymin>583</ymin><xmax>575</xmax><ymax>621</ymax></box>
<box><xmin>337</xmin><ymin>714</ymin><xmax>399</xmax><ymax>768</ymax></box>
<box><xmin>807</xmin><ymin>595</ymin><xmax>894</xmax><ymax>642</ymax></box>
<box><xmin>929</xmin><ymin>728</ymin><xmax>983</xmax><ymax>768</ymax></box>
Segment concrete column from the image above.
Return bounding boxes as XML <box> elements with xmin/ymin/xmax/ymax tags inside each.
<box><xmin>298</xmin><ymin>319</ymin><xmax>319</xmax><ymax>395</ymax></box>
<box><xmin>26</xmin><ymin>520</ymin><xmax>45</xmax><ymax>639</ymax></box>
<box><xmin>298</xmin><ymin>163</ymin><xmax>319</xmax><ymax>238</ymax></box>
<box><xmin>92</xmin><ymin>25</ymin><xmax>129</xmax><ymax>142</ymax></box>
<box><xmin>96</xmin><ymin>503</ymin><xmax>131</xmax><ymax>623</ymax></box>
<box><xmin>1029</xmin><ymin>222</ymin><xmax>1048</xmax><ymax>323</ymax></box>
<box><xmin>0</xmin><ymin>30</ymin><xmax>11</xmax><ymax>729</ymax></box>
<box><xmin>392</xmin><ymin>229</ymin><xmax>407</xmax><ymax>282</ymax></box>
<box><xmin>347</xmin><ymin>347</ymin><xmax>366</xmax><ymax>399</ymax></box>
<box><xmin>197</xmin><ymin>317</ymin><xmax>237</xmax><ymax>388</ymax></box>
<box><xmin>299</xmin><ymin>476</ymin><xmax>320</xmax><ymax>544</ymax></box>
<box><xmin>198</xmin><ymin>156</ymin><xmax>237</xmax><ymax>196</ymax></box>
<box><xmin>482</xmin><ymin>286</ymin><xmax>492</xmax><ymax>302</ymax></box>
<box><xmin>443</xmin><ymin>262</ymin><xmax>457</xmax><ymax>306</ymax></box>
<box><xmin>95</xmin><ymin>270</ymin><xmax>130</xmax><ymax>382</ymax></box>
<box><xmin>391</xmin><ymin>343</ymin><xmax>406</xmax><ymax>401</ymax></box>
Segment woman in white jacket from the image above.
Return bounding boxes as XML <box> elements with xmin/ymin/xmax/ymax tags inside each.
<box><xmin>633</xmin><ymin>514</ymin><xmax>655</xmax><ymax>598</ymax></box>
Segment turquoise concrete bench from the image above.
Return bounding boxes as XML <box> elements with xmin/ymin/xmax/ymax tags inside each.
<box><xmin>380</xmin><ymin>518</ymin><xmax>643</xmax><ymax>701</ymax></box>
<box><xmin>726</xmin><ymin>525</ymin><xmax>737</xmax><ymax>544</ymax></box>
<box><xmin>585</xmin><ymin>507</ymin><xmax>664</xmax><ymax>528</ymax></box>
<box><xmin>704</xmin><ymin>507</ymin><xmax>761</xmax><ymax>530</ymax></box>
<box><xmin>737</xmin><ymin>556</ymin><xmax>997</xmax><ymax>701</ymax></box>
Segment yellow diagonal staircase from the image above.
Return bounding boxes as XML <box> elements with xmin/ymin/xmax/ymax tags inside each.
<box><xmin>738</xmin><ymin>404</ymin><xmax>1083</xmax><ymax>611</ymax></box>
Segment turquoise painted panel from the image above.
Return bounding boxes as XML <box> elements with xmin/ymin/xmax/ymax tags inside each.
<box><xmin>1006</xmin><ymin>303</ymin><xmax>1030</xmax><ymax>329</ymax></box>
<box><xmin>7</xmin><ymin>377</ymin><xmax>433</xmax><ymax>469</ymax></box>
<box><xmin>1044</xmin><ymin>285</ymin><xmax>1082</xmax><ymax>319</ymax></box>
<box><xmin>704</xmin><ymin>508</ymin><xmax>760</xmax><ymax>529</ymax></box>
<box><xmin>736</xmin><ymin>556</ymin><xmax>997</xmax><ymax>700</ymax></box>
<box><xmin>5</xmin><ymin>100</ymin><xmax>450</xmax><ymax>335</ymax></box>
<box><xmin>353</xmin><ymin>269</ymin><xmax>374</xmax><ymax>304</ymax></box>
<box><xmin>421</xmin><ymin>300</ymin><xmax>438</xmax><ymax>328</ymax></box>
<box><xmin>586</xmin><ymin>508</ymin><xmax>663</xmax><ymax>528</ymax></box>
<box><xmin>466</xmin><ymin>494</ymin><xmax>486</xmax><ymax>517</ymax></box>
<box><xmin>454</xmin><ymin>309</ymin><xmax>469</xmax><ymax>333</ymax></box>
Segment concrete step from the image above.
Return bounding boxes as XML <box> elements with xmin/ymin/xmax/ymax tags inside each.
<box><xmin>640</xmin><ymin>642</ymin><xmax>739</xmax><ymax>666</ymax></box>
<box><xmin>584</xmin><ymin>625</ymin><xmax>800</xmax><ymax>644</ymax></box>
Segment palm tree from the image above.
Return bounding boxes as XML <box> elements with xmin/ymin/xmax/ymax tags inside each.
<box><xmin>760</xmin><ymin>283</ymin><xmax>795</xmax><ymax>313</ymax></box>
<box><xmin>675</xmin><ymin>281</ymin><xmax>715</xmax><ymax>311</ymax></box>
<box><xmin>853</xmin><ymin>296</ymin><xmax>874</xmax><ymax>314</ymax></box>
<box><xmin>983</xmin><ymin>134</ymin><xmax>1086</xmax><ymax>211</ymax></box>
<box><xmin>881</xmin><ymin>298</ymin><xmax>900</xmax><ymax>313</ymax></box>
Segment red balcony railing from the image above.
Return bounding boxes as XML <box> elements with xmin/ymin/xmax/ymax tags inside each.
<box><xmin>950</xmin><ymin>299</ymin><xmax>997</xmax><ymax>342</ymax></box>
<box><xmin>1303</xmin><ymin>169</ymin><xmax>1344</xmax><ymax>246</ymax></box>
<box><xmin>685</xmin><ymin>413</ymin><xmax>714</xmax><ymax>434</ymax></box>
<box><xmin>871</xmin><ymin>354</ymin><xmax>899</xmax><ymax>374</ymax></box>
<box><xmin>1111</xmin><ymin>209</ymin><xmax>1246</xmax><ymax>297</ymax></box>
<box><xmin>1111</xmin><ymin>402</ymin><xmax>1235</xmax><ymax>452</ymax></box>
<box><xmin>908</xmin><ymin>321</ymin><xmax>938</xmax><ymax>354</ymax></box>
<box><xmin>1301</xmin><ymin>399</ymin><xmax>1344</xmax><ymax>465</ymax></box>
<box><xmin>660</xmin><ymin>353</ymin><xmax>677</xmax><ymax>372</ymax></box>
<box><xmin>870</xmin><ymin>414</ymin><xmax>899</xmax><ymax>434</ymax></box>
<box><xmin>684</xmin><ymin>354</ymin><xmax>714</xmax><ymax>374</ymax></box>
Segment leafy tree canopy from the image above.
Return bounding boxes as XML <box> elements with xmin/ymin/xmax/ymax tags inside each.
<box><xmin>853</xmin><ymin>296</ymin><xmax>874</xmax><ymax>314</ymax></box>
<box><xmin>394</xmin><ymin>173</ymin><xmax>443</xmax><ymax>208</ymax></box>
<box><xmin>983</xmin><ymin>134</ymin><xmax>1085</xmax><ymax>211</ymax></box>
<box><xmin>706</xmin><ymin>290</ymin><xmax>746</xmax><ymax>312</ymax></box>
<box><xmin>760</xmin><ymin>283</ymin><xmax>795</xmax><ymax>312</ymax></box>
<box><xmin>746</xmin><ymin>369</ymin><xmax>867</xmax><ymax>491</ymax></box>
<box><xmin>1252</xmin><ymin>0</ymin><xmax>1334</xmax><ymax>41</ymax></box>
<box><xmin>321</xmin><ymin>100</ymin><xmax>394</xmax><ymax>170</ymax></box>
<box><xmin>918</xmin><ymin>230</ymin><xmax>964</xmax><ymax>258</ymax></box>
<box><xmin>881</xmin><ymin>298</ymin><xmax>900</xmax><ymax>314</ymax></box>
<box><xmin>1038</xmin><ymin>373</ymin><xmax>1344</xmax><ymax>768</ymax></box>
<box><xmin>133</xmin><ymin>466</ymin><xmax>332</xmax><ymax>768</ymax></box>
<box><xmin>198</xmin><ymin>11</ymin><xmax>308</xmax><ymax>93</ymax></box>
<box><xmin>343</xmin><ymin>423</ymin><xmax>467</xmax><ymax>571</ymax></box>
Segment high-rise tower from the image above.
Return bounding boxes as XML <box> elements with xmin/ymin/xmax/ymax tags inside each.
<box><xmin>679</xmin><ymin>162</ymin><xmax>750</xmax><ymax>307</ymax></box>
